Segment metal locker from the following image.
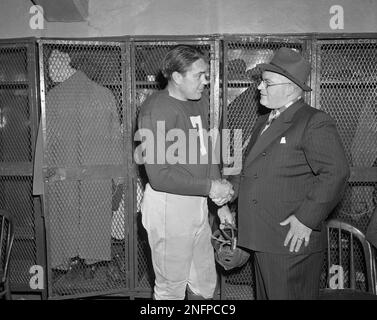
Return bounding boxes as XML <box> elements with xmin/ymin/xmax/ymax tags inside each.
<box><xmin>37</xmin><ymin>39</ymin><xmax>129</xmax><ymax>299</ymax></box>
<box><xmin>0</xmin><ymin>39</ymin><xmax>45</xmax><ymax>298</ymax></box>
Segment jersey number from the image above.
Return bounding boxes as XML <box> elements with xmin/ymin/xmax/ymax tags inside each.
<box><xmin>190</xmin><ymin>115</ymin><xmax>207</xmax><ymax>156</ymax></box>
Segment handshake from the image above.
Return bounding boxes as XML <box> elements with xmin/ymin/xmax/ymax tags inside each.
<box><xmin>209</xmin><ymin>179</ymin><xmax>234</xmax><ymax>206</ymax></box>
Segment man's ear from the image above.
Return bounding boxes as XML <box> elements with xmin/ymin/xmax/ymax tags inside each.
<box><xmin>286</xmin><ymin>83</ymin><xmax>296</xmax><ymax>97</ymax></box>
<box><xmin>171</xmin><ymin>71</ymin><xmax>182</xmax><ymax>85</ymax></box>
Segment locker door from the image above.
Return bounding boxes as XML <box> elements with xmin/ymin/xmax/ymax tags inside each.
<box><xmin>0</xmin><ymin>40</ymin><xmax>45</xmax><ymax>298</ymax></box>
<box><xmin>315</xmin><ymin>39</ymin><xmax>377</xmax><ymax>292</ymax></box>
<box><xmin>38</xmin><ymin>40</ymin><xmax>130</xmax><ymax>299</ymax></box>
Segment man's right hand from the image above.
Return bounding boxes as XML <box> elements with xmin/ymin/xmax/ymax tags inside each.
<box><xmin>209</xmin><ymin>179</ymin><xmax>234</xmax><ymax>206</ymax></box>
<box><xmin>217</xmin><ymin>205</ymin><xmax>235</xmax><ymax>228</ymax></box>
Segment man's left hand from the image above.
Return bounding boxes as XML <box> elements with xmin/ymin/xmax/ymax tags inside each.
<box><xmin>280</xmin><ymin>215</ymin><xmax>312</xmax><ymax>253</ymax></box>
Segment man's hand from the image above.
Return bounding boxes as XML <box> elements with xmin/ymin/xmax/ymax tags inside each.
<box><xmin>209</xmin><ymin>179</ymin><xmax>234</xmax><ymax>206</ymax></box>
<box><xmin>280</xmin><ymin>215</ymin><xmax>312</xmax><ymax>253</ymax></box>
<box><xmin>217</xmin><ymin>205</ymin><xmax>235</xmax><ymax>229</ymax></box>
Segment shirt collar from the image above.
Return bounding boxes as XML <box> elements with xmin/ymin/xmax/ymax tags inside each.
<box><xmin>275</xmin><ymin>96</ymin><xmax>302</xmax><ymax>115</ymax></box>
<box><xmin>283</xmin><ymin>95</ymin><xmax>302</xmax><ymax>110</ymax></box>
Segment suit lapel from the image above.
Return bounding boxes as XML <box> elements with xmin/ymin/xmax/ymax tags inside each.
<box><xmin>243</xmin><ymin>115</ymin><xmax>267</xmax><ymax>158</ymax></box>
<box><xmin>244</xmin><ymin>99</ymin><xmax>305</xmax><ymax>168</ymax></box>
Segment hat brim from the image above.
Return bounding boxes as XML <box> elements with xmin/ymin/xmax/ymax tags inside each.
<box><xmin>258</xmin><ymin>63</ymin><xmax>312</xmax><ymax>92</ymax></box>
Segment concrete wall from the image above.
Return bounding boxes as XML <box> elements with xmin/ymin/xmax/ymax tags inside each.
<box><xmin>0</xmin><ymin>0</ymin><xmax>376</xmax><ymax>39</ymax></box>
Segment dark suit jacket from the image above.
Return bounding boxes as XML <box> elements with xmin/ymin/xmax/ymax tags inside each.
<box><xmin>230</xmin><ymin>99</ymin><xmax>350</xmax><ymax>254</ymax></box>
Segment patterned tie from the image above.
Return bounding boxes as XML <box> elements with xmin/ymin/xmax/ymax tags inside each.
<box><xmin>260</xmin><ymin>109</ymin><xmax>280</xmax><ymax>135</ymax></box>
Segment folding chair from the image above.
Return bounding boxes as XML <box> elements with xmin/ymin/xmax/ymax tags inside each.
<box><xmin>0</xmin><ymin>209</ymin><xmax>14</xmax><ymax>300</ymax></box>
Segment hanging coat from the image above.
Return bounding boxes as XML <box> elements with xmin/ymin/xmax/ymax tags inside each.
<box><xmin>34</xmin><ymin>70</ymin><xmax>123</xmax><ymax>268</ymax></box>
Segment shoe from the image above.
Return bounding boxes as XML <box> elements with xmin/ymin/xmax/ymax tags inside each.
<box><xmin>65</xmin><ymin>257</ymin><xmax>83</xmax><ymax>281</ymax></box>
<box><xmin>52</xmin><ymin>269</ymin><xmax>66</xmax><ymax>282</ymax></box>
<box><xmin>83</xmin><ymin>263</ymin><xmax>99</xmax><ymax>280</ymax></box>
<box><xmin>106</xmin><ymin>261</ymin><xmax>122</xmax><ymax>282</ymax></box>
<box><xmin>113</xmin><ymin>253</ymin><xmax>127</xmax><ymax>273</ymax></box>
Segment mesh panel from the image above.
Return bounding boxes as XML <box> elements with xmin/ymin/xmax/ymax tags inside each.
<box><xmin>329</xmin><ymin>182</ymin><xmax>377</xmax><ymax>233</ymax></box>
<box><xmin>318</xmin><ymin>40</ymin><xmax>377</xmax><ymax>233</ymax></box>
<box><xmin>221</xmin><ymin>258</ymin><xmax>255</xmax><ymax>300</ymax></box>
<box><xmin>135</xmin><ymin>210</ymin><xmax>154</xmax><ymax>290</ymax></box>
<box><xmin>40</xmin><ymin>41</ymin><xmax>128</xmax><ymax>298</ymax></box>
<box><xmin>133</xmin><ymin>42</ymin><xmax>212</xmax><ymax>292</ymax></box>
<box><xmin>318</xmin><ymin>41</ymin><xmax>377</xmax><ymax>166</ymax></box>
<box><xmin>0</xmin><ymin>176</ymin><xmax>36</xmax><ymax>287</ymax></box>
<box><xmin>0</xmin><ymin>46</ymin><xmax>31</xmax><ymax>162</ymax></box>
<box><xmin>0</xmin><ymin>43</ymin><xmax>40</xmax><ymax>293</ymax></box>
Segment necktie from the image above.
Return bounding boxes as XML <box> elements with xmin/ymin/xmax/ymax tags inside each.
<box><xmin>260</xmin><ymin>109</ymin><xmax>279</xmax><ymax>135</ymax></box>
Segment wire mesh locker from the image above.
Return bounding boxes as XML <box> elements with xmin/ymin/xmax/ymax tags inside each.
<box><xmin>315</xmin><ymin>39</ymin><xmax>377</xmax><ymax>290</ymax></box>
<box><xmin>131</xmin><ymin>38</ymin><xmax>219</xmax><ymax>298</ymax></box>
<box><xmin>38</xmin><ymin>40</ymin><xmax>130</xmax><ymax>299</ymax></box>
<box><xmin>0</xmin><ymin>40</ymin><xmax>44</xmax><ymax>296</ymax></box>
<box><xmin>220</xmin><ymin>36</ymin><xmax>310</xmax><ymax>300</ymax></box>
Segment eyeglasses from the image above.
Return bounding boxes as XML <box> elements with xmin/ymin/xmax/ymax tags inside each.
<box><xmin>260</xmin><ymin>80</ymin><xmax>291</xmax><ymax>89</ymax></box>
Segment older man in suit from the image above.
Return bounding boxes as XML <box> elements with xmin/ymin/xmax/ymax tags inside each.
<box><xmin>229</xmin><ymin>47</ymin><xmax>350</xmax><ymax>299</ymax></box>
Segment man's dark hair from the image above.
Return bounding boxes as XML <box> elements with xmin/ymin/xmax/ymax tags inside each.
<box><xmin>161</xmin><ymin>45</ymin><xmax>206</xmax><ymax>81</ymax></box>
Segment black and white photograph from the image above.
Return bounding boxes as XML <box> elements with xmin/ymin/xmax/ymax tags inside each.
<box><xmin>0</xmin><ymin>0</ymin><xmax>376</xmax><ymax>311</ymax></box>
